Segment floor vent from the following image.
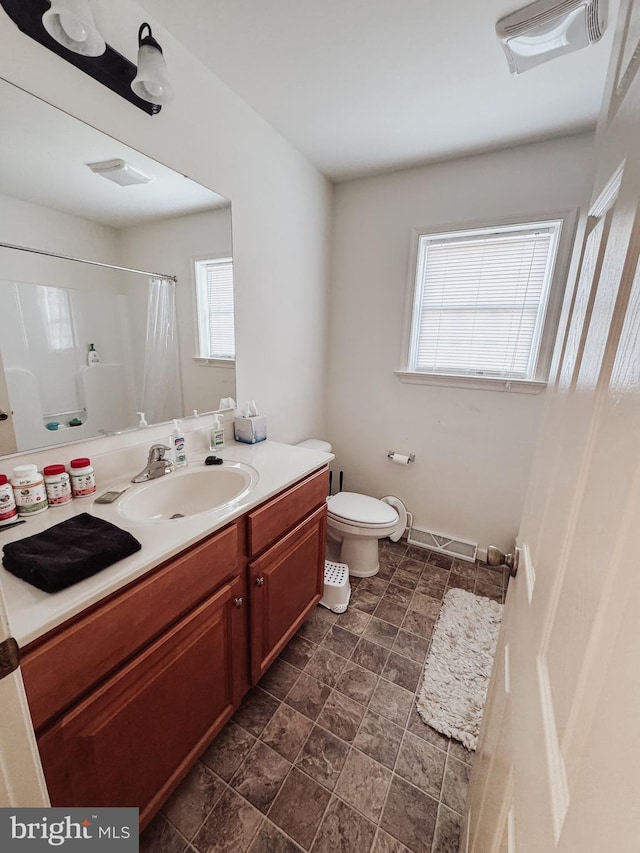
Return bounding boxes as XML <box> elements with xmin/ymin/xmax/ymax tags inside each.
<box><xmin>407</xmin><ymin>525</ymin><xmax>477</xmax><ymax>562</ymax></box>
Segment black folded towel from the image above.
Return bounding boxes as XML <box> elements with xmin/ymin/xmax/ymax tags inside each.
<box><xmin>2</xmin><ymin>513</ymin><xmax>142</xmax><ymax>594</ymax></box>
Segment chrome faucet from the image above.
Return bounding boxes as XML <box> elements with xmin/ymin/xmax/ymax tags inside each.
<box><xmin>131</xmin><ymin>444</ymin><xmax>172</xmax><ymax>483</ymax></box>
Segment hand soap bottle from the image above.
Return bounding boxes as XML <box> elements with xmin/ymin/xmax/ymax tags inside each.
<box><xmin>209</xmin><ymin>414</ymin><xmax>225</xmax><ymax>451</ymax></box>
<box><xmin>170</xmin><ymin>419</ymin><xmax>187</xmax><ymax>468</ymax></box>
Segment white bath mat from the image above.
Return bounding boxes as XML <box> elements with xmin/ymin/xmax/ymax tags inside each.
<box><xmin>416</xmin><ymin>588</ymin><xmax>503</xmax><ymax>750</ymax></box>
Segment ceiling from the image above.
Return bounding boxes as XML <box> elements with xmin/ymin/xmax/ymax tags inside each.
<box><xmin>139</xmin><ymin>0</ymin><xmax>619</xmax><ymax>181</ymax></box>
<box><xmin>0</xmin><ymin>79</ymin><xmax>229</xmax><ymax>228</ymax></box>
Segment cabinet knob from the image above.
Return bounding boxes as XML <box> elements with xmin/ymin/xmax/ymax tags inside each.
<box><xmin>255</xmin><ymin>577</ymin><xmax>265</xmax><ymax>586</ymax></box>
<box><xmin>0</xmin><ymin>410</ymin><xmax>8</xmax><ymax>422</ymax></box>
<box><xmin>233</xmin><ymin>597</ymin><xmax>243</xmax><ymax>608</ymax></box>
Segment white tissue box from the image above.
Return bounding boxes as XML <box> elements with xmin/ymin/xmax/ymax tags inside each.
<box><xmin>234</xmin><ymin>415</ymin><xmax>267</xmax><ymax>444</ymax></box>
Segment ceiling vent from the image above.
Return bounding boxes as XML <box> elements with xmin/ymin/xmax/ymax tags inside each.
<box><xmin>496</xmin><ymin>0</ymin><xmax>608</xmax><ymax>75</ymax></box>
<box><xmin>87</xmin><ymin>159</ymin><xmax>152</xmax><ymax>186</ymax></box>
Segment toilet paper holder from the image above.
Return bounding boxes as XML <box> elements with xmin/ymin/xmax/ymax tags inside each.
<box><xmin>387</xmin><ymin>450</ymin><xmax>415</xmax><ymax>463</ymax></box>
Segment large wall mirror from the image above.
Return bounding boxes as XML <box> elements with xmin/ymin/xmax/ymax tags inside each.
<box><xmin>0</xmin><ymin>78</ymin><xmax>235</xmax><ymax>457</ymax></box>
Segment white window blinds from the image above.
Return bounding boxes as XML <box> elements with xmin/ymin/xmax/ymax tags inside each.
<box><xmin>409</xmin><ymin>221</ymin><xmax>562</xmax><ymax>380</ymax></box>
<box><xmin>195</xmin><ymin>257</ymin><xmax>235</xmax><ymax>359</ymax></box>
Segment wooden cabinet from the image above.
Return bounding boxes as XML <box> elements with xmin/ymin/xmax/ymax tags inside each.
<box><xmin>20</xmin><ymin>465</ymin><xmax>328</xmax><ymax>829</ymax></box>
<box><xmin>22</xmin><ymin>520</ymin><xmax>248</xmax><ymax>828</ymax></box>
<box><xmin>22</xmin><ymin>522</ymin><xmax>243</xmax><ymax>732</ymax></box>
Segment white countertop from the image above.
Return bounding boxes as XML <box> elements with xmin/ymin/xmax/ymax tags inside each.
<box><xmin>0</xmin><ymin>440</ymin><xmax>333</xmax><ymax>647</ymax></box>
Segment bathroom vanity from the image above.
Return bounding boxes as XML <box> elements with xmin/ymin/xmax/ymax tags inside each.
<box><xmin>1</xmin><ymin>440</ymin><xmax>329</xmax><ymax>828</ymax></box>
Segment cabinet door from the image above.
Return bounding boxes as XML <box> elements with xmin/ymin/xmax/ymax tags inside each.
<box><xmin>249</xmin><ymin>505</ymin><xmax>325</xmax><ymax>683</ymax></box>
<box><xmin>38</xmin><ymin>578</ymin><xmax>243</xmax><ymax>826</ymax></box>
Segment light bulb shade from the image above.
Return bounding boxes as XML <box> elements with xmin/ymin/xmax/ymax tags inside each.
<box><xmin>131</xmin><ymin>23</ymin><xmax>174</xmax><ymax>105</ymax></box>
<box><xmin>42</xmin><ymin>0</ymin><xmax>105</xmax><ymax>57</ymax></box>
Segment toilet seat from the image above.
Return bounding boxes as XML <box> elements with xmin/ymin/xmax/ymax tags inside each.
<box><xmin>327</xmin><ymin>492</ymin><xmax>398</xmax><ymax>527</ymax></box>
<box><xmin>327</xmin><ymin>512</ymin><xmax>397</xmax><ymax>532</ymax></box>
<box><xmin>381</xmin><ymin>495</ymin><xmax>407</xmax><ymax>542</ymax></box>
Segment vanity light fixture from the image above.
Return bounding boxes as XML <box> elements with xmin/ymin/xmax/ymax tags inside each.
<box><xmin>88</xmin><ymin>159</ymin><xmax>153</xmax><ymax>186</ymax></box>
<box><xmin>41</xmin><ymin>0</ymin><xmax>105</xmax><ymax>57</ymax></box>
<box><xmin>496</xmin><ymin>0</ymin><xmax>608</xmax><ymax>75</ymax></box>
<box><xmin>131</xmin><ymin>23</ymin><xmax>174</xmax><ymax>105</ymax></box>
<box><xmin>0</xmin><ymin>0</ymin><xmax>169</xmax><ymax>115</ymax></box>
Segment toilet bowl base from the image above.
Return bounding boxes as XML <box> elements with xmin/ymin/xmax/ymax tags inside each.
<box><xmin>339</xmin><ymin>535</ymin><xmax>380</xmax><ymax>578</ymax></box>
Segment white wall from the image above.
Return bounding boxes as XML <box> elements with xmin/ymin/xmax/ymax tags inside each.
<box><xmin>0</xmin><ymin>193</ymin><xmax>235</xmax><ymax>429</ymax></box>
<box><xmin>327</xmin><ymin>134</ymin><xmax>595</xmax><ymax>553</ymax></box>
<box><xmin>0</xmin><ymin>194</ymin><xmax>120</xmax><ymax>291</ymax></box>
<box><xmin>118</xmin><ymin>207</ymin><xmax>235</xmax><ymax>416</ymax></box>
<box><xmin>0</xmin><ymin>195</ymin><xmax>138</xmax><ymax>449</ymax></box>
<box><xmin>0</xmin><ymin>0</ymin><xmax>331</xmax><ymax>444</ymax></box>
<box><xmin>0</xmin><ymin>281</ymin><xmax>137</xmax><ymax>449</ymax></box>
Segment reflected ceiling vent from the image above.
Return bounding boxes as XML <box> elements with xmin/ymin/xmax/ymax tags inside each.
<box><xmin>496</xmin><ymin>0</ymin><xmax>608</xmax><ymax>75</ymax></box>
<box><xmin>87</xmin><ymin>158</ymin><xmax>152</xmax><ymax>186</ymax></box>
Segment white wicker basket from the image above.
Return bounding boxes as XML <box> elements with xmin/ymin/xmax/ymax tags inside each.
<box><xmin>319</xmin><ymin>560</ymin><xmax>351</xmax><ymax>613</ymax></box>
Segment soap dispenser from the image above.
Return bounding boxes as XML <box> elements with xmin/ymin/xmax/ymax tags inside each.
<box><xmin>209</xmin><ymin>414</ymin><xmax>225</xmax><ymax>451</ymax></box>
<box><xmin>170</xmin><ymin>419</ymin><xmax>187</xmax><ymax>468</ymax></box>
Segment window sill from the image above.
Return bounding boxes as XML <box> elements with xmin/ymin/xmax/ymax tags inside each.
<box><xmin>192</xmin><ymin>357</ymin><xmax>236</xmax><ymax>369</ymax></box>
<box><xmin>394</xmin><ymin>371</ymin><xmax>547</xmax><ymax>394</ymax></box>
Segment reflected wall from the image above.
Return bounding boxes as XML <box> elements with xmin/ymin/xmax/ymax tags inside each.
<box><xmin>0</xmin><ymin>77</ymin><xmax>235</xmax><ymax>455</ymax></box>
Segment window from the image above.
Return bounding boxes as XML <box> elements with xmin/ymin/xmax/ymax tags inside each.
<box><xmin>194</xmin><ymin>257</ymin><xmax>235</xmax><ymax>361</ymax></box>
<box><xmin>39</xmin><ymin>285</ymin><xmax>74</xmax><ymax>351</ymax></box>
<box><xmin>404</xmin><ymin>219</ymin><xmax>564</xmax><ymax>387</ymax></box>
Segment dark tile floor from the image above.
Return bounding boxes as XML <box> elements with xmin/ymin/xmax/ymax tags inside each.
<box><xmin>141</xmin><ymin>541</ymin><xmax>506</xmax><ymax>853</ymax></box>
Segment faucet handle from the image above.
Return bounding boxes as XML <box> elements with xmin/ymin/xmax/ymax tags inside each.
<box><xmin>147</xmin><ymin>443</ymin><xmax>171</xmax><ymax>463</ymax></box>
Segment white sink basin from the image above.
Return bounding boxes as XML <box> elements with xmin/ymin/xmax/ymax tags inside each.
<box><xmin>117</xmin><ymin>461</ymin><xmax>259</xmax><ymax>523</ymax></box>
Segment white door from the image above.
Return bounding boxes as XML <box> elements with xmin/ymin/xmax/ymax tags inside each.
<box><xmin>0</xmin><ymin>579</ymin><xmax>49</xmax><ymax>806</ymax></box>
<box><xmin>463</xmin><ymin>1</ymin><xmax>640</xmax><ymax>850</ymax></box>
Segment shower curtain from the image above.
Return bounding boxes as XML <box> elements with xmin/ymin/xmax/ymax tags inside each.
<box><xmin>141</xmin><ymin>277</ymin><xmax>182</xmax><ymax>425</ymax></box>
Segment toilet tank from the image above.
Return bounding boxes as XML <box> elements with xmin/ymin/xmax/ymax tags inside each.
<box><xmin>296</xmin><ymin>439</ymin><xmax>332</xmax><ymax>453</ymax></box>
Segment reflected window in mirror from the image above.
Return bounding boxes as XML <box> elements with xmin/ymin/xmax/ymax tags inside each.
<box><xmin>194</xmin><ymin>257</ymin><xmax>235</xmax><ymax>363</ymax></box>
<box><xmin>40</xmin><ymin>286</ymin><xmax>74</xmax><ymax>351</ymax></box>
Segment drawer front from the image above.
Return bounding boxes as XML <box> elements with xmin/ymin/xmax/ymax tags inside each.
<box><xmin>247</xmin><ymin>467</ymin><xmax>328</xmax><ymax>557</ymax></box>
<box><xmin>22</xmin><ymin>521</ymin><xmax>240</xmax><ymax>732</ymax></box>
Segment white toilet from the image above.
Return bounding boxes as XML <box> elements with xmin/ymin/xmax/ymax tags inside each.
<box><xmin>297</xmin><ymin>440</ymin><xmax>405</xmax><ymax>578</ymax></box>
<box><xmin>326</xmin><ymin>491</ymin><xmax>402</xmax><ymax>577</ymax></box>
